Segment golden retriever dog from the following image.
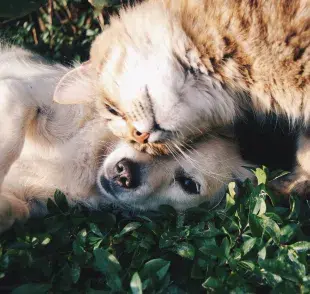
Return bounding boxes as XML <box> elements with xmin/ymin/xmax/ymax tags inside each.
<box><xmin>0</xmin><ymin>45</ymin><xmax>252</xmax><ymax>232</ymax></box>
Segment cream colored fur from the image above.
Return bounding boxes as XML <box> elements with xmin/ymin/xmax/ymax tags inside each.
<box><xmin>0</xmin><ymin>45</ymin><xmax>252</xmax><ymax>232</ymax></box>
<box><xmin>54</xmin><ymin>0</ymin><xmax>310</xmax><ymax>196</ymax></box>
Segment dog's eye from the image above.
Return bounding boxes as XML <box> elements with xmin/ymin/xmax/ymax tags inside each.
<box><xmin>177</xmin><ymin>176</ymin><xmax>201</xmax><ymax>194</ymax></box>
<box><xmin>105</xmin><ymin>103</ymin><xmax>120</xmax><ymax>116</ymax></box>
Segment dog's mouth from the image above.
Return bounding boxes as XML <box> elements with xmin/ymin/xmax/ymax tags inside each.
<box><xmin>98</xmin><ymin>158</ymin><xmax>143</xmax><ymax>200</ymax></box>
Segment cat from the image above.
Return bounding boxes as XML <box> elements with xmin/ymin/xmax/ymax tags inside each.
<box><xmin>54</xmin><ymin>0</ymin><xmax>310</xmax><ymax>196</ymax></box>
<box><xmin>0</xmin><ymin>44</ymin><xmax>251</xmax><ymax>232</ymax></box>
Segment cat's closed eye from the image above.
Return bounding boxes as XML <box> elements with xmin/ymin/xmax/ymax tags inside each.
<box><xmin>105</xmin><ymin>103</ymin><xmax>121</xmax><ymax>116</ymax></box>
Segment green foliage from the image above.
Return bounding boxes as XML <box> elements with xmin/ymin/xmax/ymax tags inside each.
<box><xmin>0</xmin><ymin>0</ymin><xmax>47</xmax><ymax>19</ymax></box>
<box><xmin>0</xmin><ymin>0</ymin><xmax>120</xmax><ymax>63</ymax></box>
<box><xmin>0</xmin><ymin>168</ymin><xmax>309</xmax><ymax>293</ymax></box>
<box><xmin>1</xmin><ymin>2</ymin><xmax>310</xmax><ymax>292</ymax></box>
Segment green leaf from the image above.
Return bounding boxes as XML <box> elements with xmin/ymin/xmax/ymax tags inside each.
<box><xmin>258</xmin><ymin>246</ymin><xmax>267</xmax><ymax>260</ymax></box>
<box><xmin>73</xmin><ymin>240</ymin><xmax>86</xmax><ymax>256</ymax></box>
<box><xmin>71</xmin><ymin>263</ymin><xmax>80</xmax><ymax>284</ymax></box>
<box><xmin>94</xmin><ymin>248</ymin><xmax>122</xmax><ymax>291</ymax></box>
<box><xmin>174</xmin><ymin>242</ymin><xmax>195</xmax><ymax>260</ymax></box>
<box><xmin>271</xmin><ymin>281</ymin><xmax>299</xmax><ymax>294</ymax></box>
<box><xmin>269</xmin><ymin>170</ymin><xmax>291</xmax><ymax>182</ymax></box>
<box><xmin>238</xmin><ymin>260</ymin><xmax>256</xmax><ymax>271</ymax></box>
<box><xmin>228</xmin><ymin>181</ymin><xmax>236</xmax><ymax>198</ymax></box>
<box><xmin>254</xmin><ymin>167</ymin><xmax>267</xmax><ymax>185</ymax></box>
<box><xmin>225</xmin><ymin>192</ymin><xmax>235</xmax><ymax>211</ymax></box>
<box><xmin>288</xmin><ymin>195</ymin><xmax>300</xmax><ymax>220</ymax></box>
<box><xmin>46</xmin><ymin>198</ymin><xmax>61</xmax><ymax>214</ymax></box>
<box><xmin>130</xmin><ymin>272</ymin><xmax>142</xmax><ymax>294</ymax></box>
<box><xmin>280</xmin><ymin>224</ymin><xmax>298</xmax><ymax>244</ymax></box>
<box><xmin>54</xmin><ymin>190</ymin><xmax>69</xmax><ymax>213</ymax></box>
<box><xmin>260</xmin><ymin>216</ymin><xmax>281</xmax><ymax>244</ymax></box>
<box><xmin>252</xmin><ymin>197</ymin><xmax>267</xmax><ymax>216</ymax></box>
<box><xmin>249</xmin><ymin>214</ymin><xmax>263</xmax><ymax>237</ymax></box>
<box><xmin>89</xmin><ymin>0</ymin><xmax>121</xmax><ymax>10</ymax></box>
<box><xmin>140</xmin><ymin>259</ymin><xmax>170</xmax><ymax>281</ymax></box>
<box><xmin>265</xmin><ymin>212</ymin><xmax>283</xmax><ymax>224</ymax></box>
<box><xmin>119</xmin><ymin>222</ymin><xmax>142</xmax><ymax>237</ymax></box>
<box><xmin>12</xmin><ymin>284</ymin><xmax>52</xmax><ymax>294</ymax></box>
<box><xmin>289</xmin><ymin>241</ymin><xmax>310</xmax><ymax>253</ymax></box>
<box><xmin>0</xmin><ymin>0</ymin><xmax>47</xmax><ymax>19</ymax></box>
<box><xmin>202</xmin><ymin>277</ymin><xmax>221</xmax><ymax>289</ymax></box>
<box><xmin>89</xmin><ymin>223</ymin><xmax>103</xmax><ymax>237</ymax></box>
<box><xmin>241</xmin><ymin>237</ymin><xmax>257</xmax><ymax>255</ymax></box>
<box><xmin>41</xmin><ymin>236</ymin><xmax>51</xmax><ymax>246</ymax></box>
<box><xmin>259</xmin><ymin>249</ymin><xmax>306</xmax><ymax>283</ymax></box>
<box><xmin>94</xmin><ymin>248</ymin><xmax>121</xmax><ymax>274</ymax></box>
<box><xmin>77</xmin><ymin>228</ymin><xmax>87</xmax><ymax>245</ymax></box>
<box><xmin>221</xmin><ymin>237</ymin><xmax>230</xmax><ymax>258</ymax></box>
<box><xmin>159</xmin><ymin>231</ymin><xmax>175</xmax><ymax>249</ymax></box>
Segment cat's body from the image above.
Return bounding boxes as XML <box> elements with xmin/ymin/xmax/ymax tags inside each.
<box><xmin>54</xmin><ymin>0</ymin><xmax>309</xmax><ymax>195</ymax></box>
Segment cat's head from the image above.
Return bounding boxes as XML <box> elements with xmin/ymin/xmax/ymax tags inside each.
<box><xmin>54</xmin><ymin>0</ymin><xmax>238</xmax><ymax>155</ymax></box>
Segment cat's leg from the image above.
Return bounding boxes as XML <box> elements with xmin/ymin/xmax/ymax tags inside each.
<box><xmin>269</xmin><ymin>129</ymin><xmax>310</xmax><ymax>200</ymax></box>
<box><xmin>0</xmin><ymin>79</ymin><xmax>36</xmax><ymax>187</ymax></box>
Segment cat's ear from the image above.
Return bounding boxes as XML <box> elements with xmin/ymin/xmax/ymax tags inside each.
<box><xmin>53</xmin><ymin>61</ymin><xmax>94</xmax><ymax>105</ymax></box>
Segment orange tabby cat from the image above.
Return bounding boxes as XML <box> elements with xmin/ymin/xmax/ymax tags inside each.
<box><xmin>54</xmin><ymin>0</ymin><xmax>310</xmax><ymax>195</ymax></box>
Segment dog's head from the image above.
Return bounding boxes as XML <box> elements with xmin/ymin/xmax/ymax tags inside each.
<box><xmin>97</xmin><ymin>136</ymin><xmax>251</xmax><ymax>211</ymax></box>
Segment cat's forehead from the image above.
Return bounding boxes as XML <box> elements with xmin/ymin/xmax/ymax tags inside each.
<box><xmin>95</xmin><ymin>44</ymin><xmax>185</xmax><ymax>104</ymax></box>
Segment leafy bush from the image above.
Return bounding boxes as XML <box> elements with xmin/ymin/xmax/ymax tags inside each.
<box><xmin>0</xmin><ymin>0</ymin><xmax>121</xmax><ymax>63</ymax></box>
<box><xmin>0</xmin><ymin>168</ymin><xmax>309</xmax><ymax>293</ymax></box>
<box><xmin>1</xmin><ymin>1</ymin><xmax>310</xmax><ymax>293</ymax></box>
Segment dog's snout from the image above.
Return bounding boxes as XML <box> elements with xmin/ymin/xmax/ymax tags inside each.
<box><xmin>112</xmin><ymin>159</ymin><xmax>140</xmax><ymax>189</ymax></box>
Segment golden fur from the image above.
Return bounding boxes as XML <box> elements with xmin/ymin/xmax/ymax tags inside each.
<box><xmin>0</xmin><ymin>45</ymin><xmax>252</xmax><ymax>232</ymax></box>
<box><xmin>54</xmin><ymin>0</ymin><xmax>310</xmax><ymax>195</ymax></box>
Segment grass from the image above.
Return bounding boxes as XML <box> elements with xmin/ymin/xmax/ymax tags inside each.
<box><xmin>1</xmin><ymin>1</ymin><xmax>310</xmax><ymax>293</ymax></box>
<box><xmin>0</xmin><ymin>168</ymin><xmax>310</xmax><ymax>293</ymax></box>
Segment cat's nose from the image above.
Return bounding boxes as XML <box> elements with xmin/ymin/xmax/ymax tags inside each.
<box><xmin>132</xmin><ymin>129</ymin><xmax>150</xmax><ymax>144</ymax></box>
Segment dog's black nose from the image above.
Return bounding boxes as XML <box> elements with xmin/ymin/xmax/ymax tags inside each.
<box><xmin>112</xmin><ymin>159</ymin><xmax>140</xmax><ymax>189</ymax></box>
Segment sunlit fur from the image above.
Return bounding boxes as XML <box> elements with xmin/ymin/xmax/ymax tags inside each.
<box><xmin>85</xmin><ymin>0</ymin><xmax>310</xmax><ymax>150</ymax></box>
<box><xmin>54</xmin><ymin>0</ymin><xmax>309</xmax><ymax>193</ymax></box>
<box><xmin>0</xmin><ymin>45</ymin><xmax>252</xmax><ymax>232</ymax></box>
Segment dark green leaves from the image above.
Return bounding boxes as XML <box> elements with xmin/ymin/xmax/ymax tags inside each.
<box><xmin>174</xmin><ymin>242</ymin><xmax>195</xmax><ymax>260</ymax></box>
<box><xmin>1</xmin><ymin>165</ymin><xmax>310</xmax><ymax>293</ymax></box>
<box><xmin>89</xmin><ymin>0</ymin><xmax>121</xmax><ymax>10</ymax></box>
<box><xmin>0</xmin><ymin>0</ymin><xmax>47</xmax><ymax>19</ymax></box>
<box><xmin>130</xmin><ymin>272</ymin><xmax>142</xmax><ymax>294</ymax></box>
<box><xmin>289</xmin><ymin>241</ymin><xmax>310</xmax><ymax>253</ymax></box>
<box><xmin>94</xmin><ymin>248</ymin><xmax>122</xmax><ymax>291</ymax></box>
<box><xmin>12</xmin><ymin>284</ymin><xmax>51</xmax><ymax>294</ymax></box>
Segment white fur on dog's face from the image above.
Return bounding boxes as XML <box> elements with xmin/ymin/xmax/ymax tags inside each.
<box><xmin>97</xmin><ymin>137</ymin><xmax>251</xmax><ymax>211</ymax></box>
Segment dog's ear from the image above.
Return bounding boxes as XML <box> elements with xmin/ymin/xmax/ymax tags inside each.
<box><xmin>53</xmin><ymin>62</ymin><xmax>94</xmax><ymax>105</ymax></box>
